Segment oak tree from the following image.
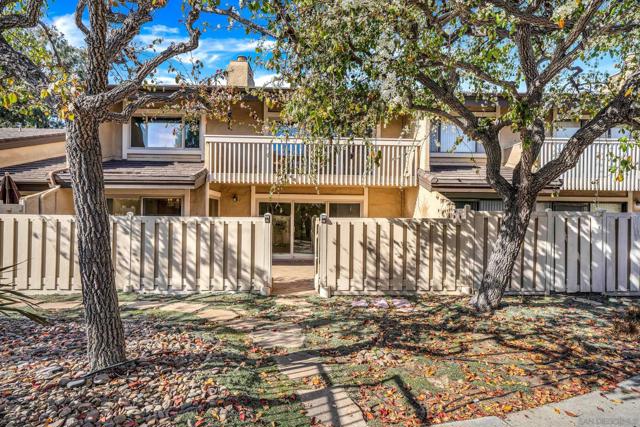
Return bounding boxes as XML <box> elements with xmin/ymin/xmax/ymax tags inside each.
<box><xmin>0</xmin><ymin>0</ymin><xmax>272</xmax><ymax>370</ymax></box>
<box><xmin>263</xmin><ymin>0</ymin><xmax>640</xmax><ymax>311</ymax></box>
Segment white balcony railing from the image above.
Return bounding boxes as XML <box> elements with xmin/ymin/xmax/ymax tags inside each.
<box><xmin>539</xmin><ymin>138</ymin><xmax>640</xmax><ymax>191</ymax></box>
<box><xmin>206</xmin><ymin>135</ymin><xmax>419</xmax><ymax>187</ymax></box>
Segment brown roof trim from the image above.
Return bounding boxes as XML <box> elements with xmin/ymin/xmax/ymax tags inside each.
<box><xmin>0</xmin><ymin>132</ymin><xmax>66</xmax><ymax>150</ymax></box>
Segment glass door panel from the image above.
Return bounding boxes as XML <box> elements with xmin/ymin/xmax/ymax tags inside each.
<box><xmin>329</xmin><ymin>203</ymin><xmax>361</xmax><ymax>218</ymax></box>
<box><xmin>294</xmin><ymin>203</ymin><xmax>326</xmax><ymax>255</ymax></box>
<box><xmin>259</xmin><ymin>202</ymin><xmax>292</xmax><ymax>254</ymax></box>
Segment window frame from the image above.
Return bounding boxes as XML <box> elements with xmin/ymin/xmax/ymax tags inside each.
<box><xmin>106</xmin><ymin>196</ymin><xmax>184</xmax><ymax>216</ymax></box>
<box><xmin>429</xmin><ymin>120</ymin><xmax>486</xmax><ymax>155</ymax></box>
<box><xmin>122</xmin><ymin>110</ymin><xmax>205</xmax><ymax>159</ymax></box>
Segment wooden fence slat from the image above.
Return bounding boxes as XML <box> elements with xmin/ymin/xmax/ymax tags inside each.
<box><xmin>185</xmin><ymin>220</ymin><xmax>198</xmax><ymax>292</ymax></box>
<box><xmin>521</xmin><ymin>219</ymin><xmax>535</xmax><ymax>293</ymax></box>
<box><xmin>327</xmin><ymin>222</ymin><xmax>337</xmax><ymax>290</ymax></box>
<box><xmin>579</xmin><ymin>216</ymin><xmax>592</xmax><ymax>292</ymax></box>
<box><xmin>405</xmin><ymin>221</ymin><xmax>417</xmax><ymax>291</ymax></box>
<box><xmin>337</xmin><ymin>222</ymin><xmax>351</xmax><ymax>291</ymax></box>
<box><xmin>617</xmin><ymin>217</ymin><xmax>629</xmax><ymax>293</ymax></box>
<box><xmin>239</xmin><ymin>221</ymin><xmax>252</xmax><ymax>292</ymax></box>
<box><xmin>630</xmin><ymin>215</ymin><xmax>640</xmax><ymax>293</ymax></box>
<box><xmin>444</xmin><ymin>222</ymin><xmax>457</xmax><ymax>292</ymax></box>
<box><xmin>57</xmin><ymin>218</ymin><xmax>72</xmax><ymax>291</ymax></box>
<box><xmin>566</xmin><ymin>217</ymin><xmax>579</xmax><ymax>293</ymax></box>
<box><xmin>15</xmin><ymin>216</ymin><xmax>30</xmax><ymax>290</ymax></box>
<box><xmin>142</xmin><ymin>218</ymin><xmax>156</xmax><ymax>292</ymax></box>
<box><xmin>169</xmin><ymin>219</ymin><xmax>183</xmax><ymax>291</ymax></box>
<box><xmin>417</xmin><ymin>221</ymin><xmax>430</xmax><ymax>291</ymax></box>
<box><xmin>226</xmin><ymin>221</ymin><xmax>238</xmax><ymax>291</ymax></box>
<box><xmin>431</xmin><ymin>222</ymin><xmax>444</xmax><ymax>291</ymax></box>
<box><xmin>391</xmin><ymin>222</ymin><xmax>404</xmax><ymax>291</ymax></box>
<box><xmin>535</xmin><ymin>215</ymin><xmax>548</xmax><ymax>293</ymax></box>
<box><xmin>156</xmin><ymin>220</ymin><xmax>170</xmax><ymax>292</ymax></box>
<box><xmin>212</xmin><ymin>221</ymin><xmax>224</xmax><ymax>291</ymax></box>
<box><xmin>352</xmin><ymin>222</ymin><xmax>365</xmax><ymax>291</ymax></box>
<box><xmin>44</xmin><ymin>218</ymin><xmax>57</xmax><ymax>291</ymax></box>
<box><xmin>1</xmin><ymin>217</ymin><xmax>16</xmax><ymax>286</ymax></box>
<box><xmin>365</xmin><ymin>221</ymin><xmax>377</xmax><ymax>291</ymax></box>
<box><xmin>198</xmin><ymin>221</ymin><xmax>211</xmax><ymax>291</ymax></box>
<box><xmin>605</xmin><ymin>215</ymin><xmax>617</xmax><ymax>293</ymax></box>
<box><xmin>71</xmin><ymin>219</ymin><xmax>81</xmax><ymax>291</ymax></box>
<box><xmin>591</xmin><ymin>213</ymin><xmax>605</xmax><ymax>293</ymax></box>
<box><xmin>379</xmin><ymin>221</ymin><xmax>391</xmax><ymax>291</ymax></box>
<box><xmin>30</xmin><ymin>218</ymin><xmax>44</xmax><ymax>290</ymax></box>
<box><xmin>554</xmin><ymin>215</ymin><xmax>566</xmax><ymax>293</ymax></box>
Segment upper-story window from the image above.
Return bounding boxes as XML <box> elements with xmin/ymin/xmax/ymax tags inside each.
<box><xmin>553</xmin><ymin>121</ymin><xmax>628</xmax><ymax>139</ymax></box>
<box><xmin>430</xmin><ymin>121</ymin><xmax>485</xmax><ymax>153</ymax></box>
<box><xmin>130</xmin><ymin>116</ymin><xmax>200</xmax><ymax>149</ymax></box>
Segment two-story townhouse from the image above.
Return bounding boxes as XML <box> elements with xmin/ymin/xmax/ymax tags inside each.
<box><xmin>2</xmin><ymin>56</ymin><xmax>639</xmax><ymax>260</ymax></box>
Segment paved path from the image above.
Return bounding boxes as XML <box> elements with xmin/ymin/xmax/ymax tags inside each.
<box><xmin>243</xmin><ymin>309</ymin><xmax>367</xmax><ymax>426</ymax></box>
<box><xmin>440</xmin><ymin>375</ymin><xmax>640</xmax><ymax>427</ymax></box>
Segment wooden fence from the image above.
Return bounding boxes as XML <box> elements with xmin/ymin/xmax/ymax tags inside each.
<box><xmin>0</xmin><ymin>214</ymin><xmax>272</xmax><ymax>295</ymax></box>
<box><xmin>315</xmin><ymin>210</ymin><xmax>640</xmax><ymax>296</ymax></box>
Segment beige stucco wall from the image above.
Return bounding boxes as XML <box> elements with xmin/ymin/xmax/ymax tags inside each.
<box><xmin>367</xmin><ymin>188</ymin><xmax>403</xmax><ymax>217</ymax></box>
<box><xmin>216</xmin><ymin>184</ymin><xmax>252</xmax><ymax>217</ymax></box>
<box><xmin>99</xmin><ymin>121</ymin><xmax>123</xmax><ymax>160</ymax></box>
<box><xmin>0</xmin><ymin>141</ymin><xmax>66</xmax><ymax>168</ymax></box>
<box><xmin>189</xmin><ymin>184</ymin><xmax>208</xmax><ymax>216</ymax></box>
<box><xmin>206</xmin><ymin>101</ymin><xmax>264</xmax><ymax>135</ymax></box>
<box><xmin>380</xmin><ymin>116</ymin><xmax>413</xmax><ymax>139</ymax></box>
<box><xmin>31</xmin><ymin>187</ymin><xmax>75</xmax><ymax>214</ymax></box>
<box><xmin>412</xmin><ymin>187</ymin><xmax>455</xmax><ymax>218</ymax></box>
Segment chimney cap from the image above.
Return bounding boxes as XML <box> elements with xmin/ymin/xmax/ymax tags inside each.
<box><xmin>236</xmin><ymin>55</ymin><xmax>248</xmax><ymax>62</ymax></box>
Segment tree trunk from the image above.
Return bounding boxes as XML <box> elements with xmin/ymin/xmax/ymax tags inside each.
<box><xmin>471</xmin><ymin>196</ymin><xmax>535</xmax><ymax>312</ymax></box>
<box><xmin>67</xmin><ymin>116</ymin><xmax>126</xmax><ymax>371</ymax></box>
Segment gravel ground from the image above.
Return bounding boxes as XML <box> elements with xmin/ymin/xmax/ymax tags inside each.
<box><xmin>0</xmin><ymin>316</ymin><xmax>235</xmax><ymax>427</ymax></box>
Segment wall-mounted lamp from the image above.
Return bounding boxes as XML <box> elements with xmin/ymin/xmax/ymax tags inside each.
<box><xmin>232</xmin><ymin>194</ymin><xmax>239</xmax><ymax>203</ymax></box>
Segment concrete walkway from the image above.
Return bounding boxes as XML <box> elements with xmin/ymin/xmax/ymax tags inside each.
<box><xmin>440</xmin><ymin>375</ymin><xmax>640</xmax><ymax>427</ymax></box>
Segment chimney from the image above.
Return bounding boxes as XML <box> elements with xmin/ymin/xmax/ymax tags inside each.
<box><xmin>225</xmin><ymin>55</ymin><xmax>255</xmax><ymax>88</ymax></box>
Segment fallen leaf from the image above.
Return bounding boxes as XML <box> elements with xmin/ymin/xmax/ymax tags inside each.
<box><xmin>564</xmin><ymin>410</ymin><xmax>579</xmax><ymax>417</ymax></box>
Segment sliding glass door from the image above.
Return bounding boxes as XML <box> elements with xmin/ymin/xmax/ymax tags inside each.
<box><xmin>258</xmin><ymin>200</ymin><xmax>362</xmax><ymax>258</ymax></box>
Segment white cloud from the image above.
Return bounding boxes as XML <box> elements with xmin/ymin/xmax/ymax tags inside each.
<box><xmin>51</xmin><ymin>13</ymin><xmax>86</xmax><ymax>48</ymax></box>
<box><xmin>137</xmin><ymin>28</ymin><xmax>273</xmax><ymax>66</ymax></box>
<box><xmin>254</xmin><ymin>73</ymin><xmax>288</xmax><ymax>88</ymax></box>
<box><xmin>147</xmin><ymin>24</ymin><xmax>180</xmax><ymax>35</ymax></box>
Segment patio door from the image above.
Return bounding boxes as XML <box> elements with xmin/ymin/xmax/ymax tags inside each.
<box><xmin>258</xmin><ymin>200</ymin><xmax>361</xmax><ymax>259</ymax></box>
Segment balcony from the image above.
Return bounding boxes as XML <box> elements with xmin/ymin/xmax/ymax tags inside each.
<box><xmin>206</xmin><ymin>135</ymin><xmax>419</xmax><ymax>187</ymax></box>
<box><xmin>539</xmin><ymin>138</ymin><xmax>640</xmax><ymax>191</ymax></box>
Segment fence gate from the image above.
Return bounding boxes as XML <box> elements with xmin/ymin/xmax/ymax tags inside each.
<box><xmin>0</xmin><ymin>213</ymin><xmax>273</xmax><ymax>295</ymax></box>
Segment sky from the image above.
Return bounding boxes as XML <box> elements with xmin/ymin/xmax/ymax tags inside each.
<box><xmin>45</xmin><ymin>0</ymin><xmax>277</xmax><ymax>86</ymax></box>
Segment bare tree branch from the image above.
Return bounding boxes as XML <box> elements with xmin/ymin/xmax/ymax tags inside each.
<box><xmin>74</xmin><ymin>0</ymin><xmax>89</xmax><ymax>36</ymax></box>
<box><xmin>206</xmin><ymin>6</ymin><xmax>276</xmax><ymax>38</ymax></box>
<box><xmin>532</xmin><ymin>71</ymin><xmax>640</xmax><ymax>193</ymax></box>
<box><xmin>0</xmin><ymin>0</ymin><xmax>43</xmax><ymax>31</ymax></box>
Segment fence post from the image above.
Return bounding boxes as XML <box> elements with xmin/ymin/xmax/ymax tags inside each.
<box><xmin>460</xmin><ymin>205</ymin><xmax>474</xmax><ymax>295</ymax></box>
<box><xmin>317</xmin><ymin>213</ymin><xmax>331</xmax><ymax>298</ymax></box>
<box><xmin>262</xmin><ymin>213</ymin><xmax>272</xmax><ymax>296</ymax></box>
<box><xmin>594</xmin><ymin>209</ymin><xmax>607</xmax><ymax>295</ymax></box>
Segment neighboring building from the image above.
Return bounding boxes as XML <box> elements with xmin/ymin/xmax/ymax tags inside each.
<box><xmin>1</xmin><ymin>56</ymin><xmax>639</xmax><ymax>259</ymax></box>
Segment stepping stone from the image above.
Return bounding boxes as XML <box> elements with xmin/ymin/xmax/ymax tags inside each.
<box><xmin>225</xmin><ymin>318</ymin><xmax>272</xmax><ymax>332</ymax></box>
<box><xmin>251</xmin><ymin>324</ymin><xmax>304</xmax><ymax>349</ymax></box>
<box><xmin>275</xmin><ymin>352</ymin><xmax>326</xmax><ymax>380</ymax></box>
<box><xmin>197</xmin><ymin>308</ymin><xmax>243</xmax><ymax>322</ymax></box>
<box><xmin>121</xmin><ymin>301</ymin><xmax>164</xmax><ymax>310</ymax></box>
<box><xmin>157</xmin><ymin>302</ymin><xmax>207</xmax><ymax>313</ymax></box>
<box><xmin>274</xmin><ymin>297</ymin><xmax>312</xmax><ymax>307</ymax></box>
<box><xmin>298</xmin><ymin>386</ymin><xmax>367</xmax><ymax>427</ymax></box>
<box><xmin>39</xmin><ymin>302</ymin><xmax>82</xmax><ymax>311</ymax></box>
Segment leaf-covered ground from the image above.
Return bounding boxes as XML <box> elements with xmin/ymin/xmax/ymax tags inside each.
<box><xmin>0</xmin><ymin>293</ymin><xmax>638</xmax><ymax>426</ymax></box>
<box><xmin>299</xmin><ymin>295</ymin><xmax>640</xmax><ymax>425</ymax></box>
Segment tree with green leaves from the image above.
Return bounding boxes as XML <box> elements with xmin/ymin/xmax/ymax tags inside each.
<box><xmin>0</xmin><ymin>0</ymin><xmax>274</xmax><ymax>371</ymax></box>
<box><xmin>262</xmin><ymin>0</ymin><xmax>640</xmax><ymax>311</ymax></box>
